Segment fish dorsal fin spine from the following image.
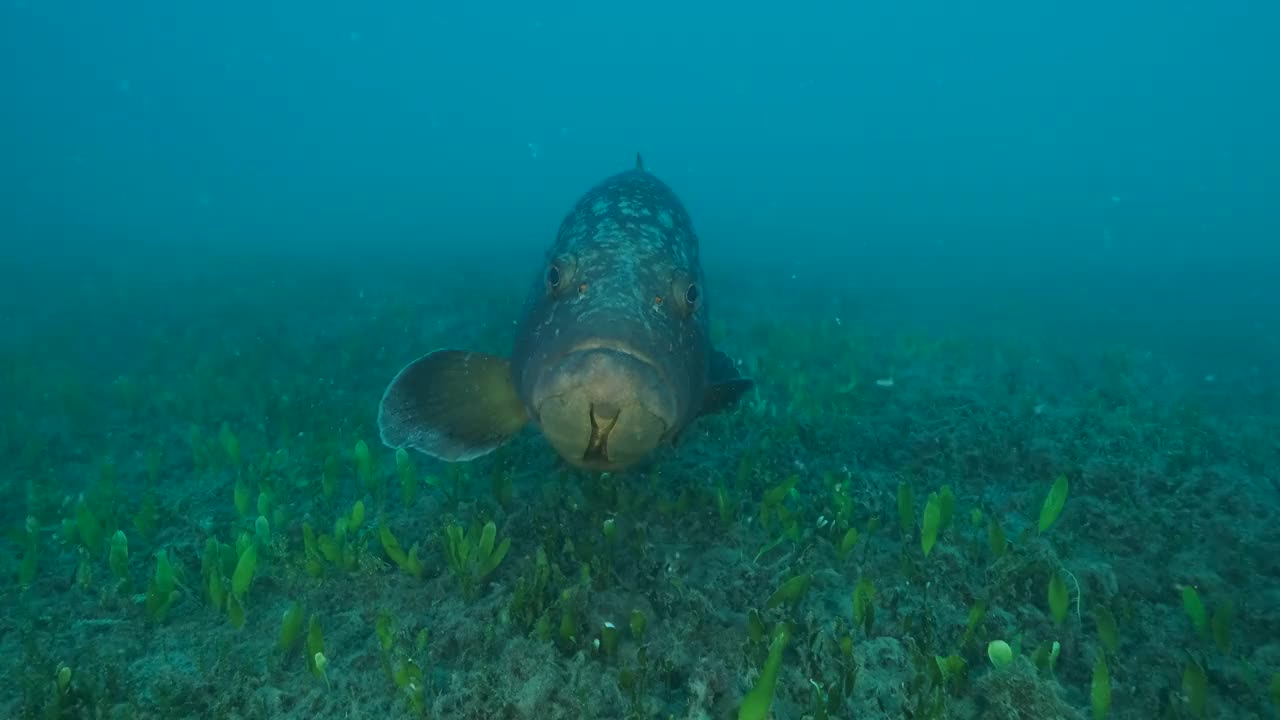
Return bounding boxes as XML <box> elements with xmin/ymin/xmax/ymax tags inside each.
<box><xmin>635</xmin><ymin>153</ymin><xmax>645</xmax><ymax>172</ymax></box>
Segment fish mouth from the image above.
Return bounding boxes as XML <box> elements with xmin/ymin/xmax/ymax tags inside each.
<box><xmin>532</xmin><ymin>341</ymin><xmax>677</xmax><ymax>471</ymax></box>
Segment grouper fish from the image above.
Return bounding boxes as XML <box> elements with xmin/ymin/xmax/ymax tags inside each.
<box><xmin>378</xmin><ymin>155</ymin><xmax>754</xmax><ymax>472</ymax></box>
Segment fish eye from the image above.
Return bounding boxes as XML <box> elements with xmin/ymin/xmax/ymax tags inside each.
<box><xmin>545</xmin><ymin>254</ymin><xmax>578</xmax><ymax>296</ymax></box>
<box><xmin>670</xmin><ymin>274</ymin><xmax>700</xmax><ymax>317</ymax></box>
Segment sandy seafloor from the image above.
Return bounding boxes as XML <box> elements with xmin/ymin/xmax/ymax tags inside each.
<box><xmin>2</xmin><ymin>258</ymin><xmax>1278</xmax><ymax>720</ymax></box>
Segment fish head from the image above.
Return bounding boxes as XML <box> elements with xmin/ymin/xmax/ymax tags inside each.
<box><xmin>513</xmin><ymin>167</ymin><xmax>710</xmax><ymax>471</ymax></box>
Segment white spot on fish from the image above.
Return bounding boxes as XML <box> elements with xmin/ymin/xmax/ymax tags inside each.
<box><xmin>657</xmin><ymin>210</ymin><xmax>673</xmax><ymax>229</ymax></box>
<box><xmin>592</xmin><ymin>198</ymin><xmax>610</xmax><ymax>215</ymax></box>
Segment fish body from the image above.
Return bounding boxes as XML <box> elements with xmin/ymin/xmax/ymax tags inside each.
<box><xmin>378</xmin><ymin>155</ymin><xmax>752</xmax><ymax>471</ymax></box>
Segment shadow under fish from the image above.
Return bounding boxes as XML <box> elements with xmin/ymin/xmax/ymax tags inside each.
<box><xmin>378</xmin><ymin>155</ymin><xmax>754</xmax><ymax>472</ymax></box>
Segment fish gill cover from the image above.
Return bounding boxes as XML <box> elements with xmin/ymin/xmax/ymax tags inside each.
<box><xmin>1</xmin><ymin>0</ymin><xmax>1278</xmax><ymax>719</ymax></box>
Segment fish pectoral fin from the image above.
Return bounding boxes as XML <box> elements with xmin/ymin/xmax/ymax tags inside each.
<box><xmin>709</xmin><ymin>348</ymin><xmax>744</xmax><ymax>382</ymax></box>
<box><xmin>698</xmin><ymin>348</ymin><xmax>753</xmax><ymax>416</ymax></box>
<box><xmin>378</xmin><ymin>349</ymin><xmax>529</xmax><ymax>462</ymax></box>
<box><xmin>699</xmin><ymin>378</ymin><xmax>755</xmax><ymax>417</ymax></box>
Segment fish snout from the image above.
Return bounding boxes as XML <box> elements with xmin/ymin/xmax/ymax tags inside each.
<box><xmin>532</xmin><ymin>347</ymin><xmax>677</xmax><ymax>470</ymax></box>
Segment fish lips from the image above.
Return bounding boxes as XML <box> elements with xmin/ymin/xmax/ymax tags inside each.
<box><xmin>530</xmin><ymin>343</ymin><xmax>679</xmax><ymax>471</ymax></box>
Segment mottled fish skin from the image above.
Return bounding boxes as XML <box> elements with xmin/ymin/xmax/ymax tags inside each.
<box><xmin>511</xmin><ymin>163</ymin><xmax>710</xmax><ymax>443</ymax></box>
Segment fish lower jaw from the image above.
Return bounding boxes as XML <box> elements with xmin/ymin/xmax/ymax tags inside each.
<box><xmin>537</xmin><ymin>396</ymin><xmax>669</xmax><ymax>472</ymax></box>
<box><xmin>528</xmin><ymin>344</ymin><xmax>679</xmax><ymax>470</ymax></box>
